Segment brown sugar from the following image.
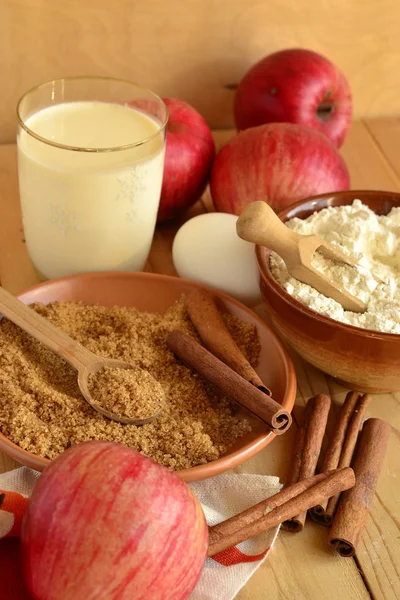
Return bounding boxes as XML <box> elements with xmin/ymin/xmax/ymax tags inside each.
<box><xmin>0</xmin><ymin>296</ymin><xmax>260</xmax><ymax>470</ymax></box>
<box><xmin>87</xmin><ymin>366</ymin><xmax>164</xmax><ymax>419</ymax></box>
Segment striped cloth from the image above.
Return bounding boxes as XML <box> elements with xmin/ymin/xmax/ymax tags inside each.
<box><xmin>0</xmin><ymin>468</ymin><xmax>281</xmax><ymax>600</ymax></box>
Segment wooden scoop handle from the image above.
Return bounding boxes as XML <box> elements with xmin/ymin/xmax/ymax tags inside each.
<box><xmin>0</xmin><ymin>286</ymin><xmax>96</xmax><ymax>371</ymax></box>
<box><xmin>237</xmin><ymin>201</ymin><xmax>300</xmax><ymax>263</ymax></box>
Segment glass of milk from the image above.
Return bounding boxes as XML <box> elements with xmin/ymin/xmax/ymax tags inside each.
<box><xmin>17</xmin><ymin>77</ymin><xmax>167</xmax><ymax>280</ymax></box>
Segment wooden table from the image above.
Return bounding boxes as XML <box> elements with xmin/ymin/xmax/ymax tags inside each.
<box><xmin>0</xmin><ymin>119</ymin><xmax>399</xmax><ymax>600</ymax></box>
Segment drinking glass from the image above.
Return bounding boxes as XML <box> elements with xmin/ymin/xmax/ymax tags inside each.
<box><xmin>17</xmin><ymin>77</ymin><xmax>167</xmax><ymax>280</ymax></box>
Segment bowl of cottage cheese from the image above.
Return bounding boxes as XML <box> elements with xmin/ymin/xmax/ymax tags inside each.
<box><xmin>256</xmin><ymin>190</ymin><xmax>400</xmax><ymax>393</ymax></box>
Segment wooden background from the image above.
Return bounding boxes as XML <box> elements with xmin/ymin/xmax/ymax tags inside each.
<box><xmin>1</xmin><ymin>0</ymin><xmax>400</xmax><ymax>143</ymax></box>
<box><xmin>1</xmin><ymin>2</ymin><xmax>400</xmax><ymax>596</ymax></box>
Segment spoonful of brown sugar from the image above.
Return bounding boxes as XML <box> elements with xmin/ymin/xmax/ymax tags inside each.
<box><xmin>86</xmin><ymin>366</ymin><xmax>164</xmax><ymax>422</ymax></box>
<box><xmin>0</xmin><ymin>286</ymin><xmax>164</xmax><ymax>425</ymax></box>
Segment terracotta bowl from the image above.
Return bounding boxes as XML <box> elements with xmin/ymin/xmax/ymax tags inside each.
<box><xmin>256</xmin><ymin>190</ymin><xmax>400</xmax><ymax>394</ymax></box>
<box><xmin>0</xmin><ymin>272</ymin><xmax>296</xmax><ymax>481</ymax></box>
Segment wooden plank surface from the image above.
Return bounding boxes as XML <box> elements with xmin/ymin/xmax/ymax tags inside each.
<box><xmin>2</xmin><ymin>0</ymin><xmax>400</xmax><ymax>142</ymax></box>
<box><xmin>0</xmin><ymin>120</ymin><xmax>399</xmax><ymax>599</ymax></box>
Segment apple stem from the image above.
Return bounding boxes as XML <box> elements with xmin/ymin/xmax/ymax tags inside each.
<box><xmin>317</xmin><ymin>103</ymin><xmax>334</xmax><ymax>122</ymax></box>
<box><xmin>0</xmin><ymin>493</ymin><xmax>4</xmax><ymax>508</ymax></box>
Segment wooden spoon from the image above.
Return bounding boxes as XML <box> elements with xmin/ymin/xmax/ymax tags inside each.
<box><xmin>0</xmin><ymin>286</ymin><xmax>163</xmax><ymax>425</ymax></box>
<box><xmin>236</xmin><ymin>201</ymin><xmax>367</xmax><ymax>313</ymax></box>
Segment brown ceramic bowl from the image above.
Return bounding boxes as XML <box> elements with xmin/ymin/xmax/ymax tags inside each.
<box><xmin>0</xmin><ymin>272</ymin><xmax>296</xmax><ymax>481</ymax></box>
<box><xmin>256</xmin><ymin>190</ymin><xmax>400</xmax><ymax>394</ymax></box>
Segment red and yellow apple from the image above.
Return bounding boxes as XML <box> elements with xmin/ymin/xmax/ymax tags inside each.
<box><xmin>210</xmin><ymin>122</ymin><xmax>350</xmax><ymax>215</ymax></box>
<box><xmin>234</xmin><ymin>48</ymin><xmax>352</xmax><ymax>147</ymax></box>
<box><xmin>158</xmin><ymin>97</ymin><xmax>215</xmax><ymax>223</ymax></box>
<box><xmin>21</xmin><ymin>442</ymin><xmax>208</xmax><ymax>600</ymax></box>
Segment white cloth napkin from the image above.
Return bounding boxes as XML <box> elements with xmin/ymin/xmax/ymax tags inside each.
<box><xmin>190</xmin><ymin>473</ymin><xmax>281</xmax><ymax>599</ymax></box>
<box><xmin>0</xmin><ymin>468</ymin><xmax>281</xmax><ymax>600</ymax></box>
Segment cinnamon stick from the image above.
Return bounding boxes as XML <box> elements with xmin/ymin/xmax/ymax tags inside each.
<box><xmin>328</xmin><ymin>418</ymin><xmax>390</xmax><ymax>557</ymax></box>
<box><xmin>186</xmin><ymin>289</ymin><xmax>271</xmax><ymax>395</ymax></box>
<box><xmin>208</xmin><ymin>468</ymin><xmax>355</xmax><ymax>557</ymax></box>
<box><xmin>167</xmin><ymin>330</ymin><xmax>292</xmax><ymax>434</ymax></box>
<box><xmin>285</xmin><ymin>416</ymin><xmax>306</xmax><ymax>487</ymax></box>
<box><xmin>311</xmin><ymin>391</ymin><xmax>371</xmax><ymax>526</ymax></box>
<box><xmin>209</xmin><ymin>471</ymin><xmax>332</xmax><ymax>547</ymax></box>
<box><xmin>282</xmin><ymin>394</ymin><xmax>331</xmax><ymax>532</ymax></box>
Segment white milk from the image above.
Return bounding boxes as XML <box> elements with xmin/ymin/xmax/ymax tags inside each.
<box><xmin>17</xmin><ymin>101</ymin><xmax>165</xmax><ymax>279</ymax></box>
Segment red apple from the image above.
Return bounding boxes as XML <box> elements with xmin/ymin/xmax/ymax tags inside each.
<box><xmin>210</xmin><ymin>122</ymin><xmax>350</xmax><ymax>215</ymax></box>
<box><xmin>158</xmin><ymin>98</ymin><xmax>215</xmax><ymax>223</ymax></box>
<box><xmin>21</xmin><ymin>442</ymin><xmax>208</xmax><ymax>600</ymax></box>
<box><xmin>234</xmin><ymin>48</ymin><xmax>352</xmax><ymax>147</ymax></box>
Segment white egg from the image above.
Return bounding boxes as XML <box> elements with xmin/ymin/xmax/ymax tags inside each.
<box><xmin>172</xmin><ymin>212</ymin><xmax>261</xmax><ymax>306</ymax></box>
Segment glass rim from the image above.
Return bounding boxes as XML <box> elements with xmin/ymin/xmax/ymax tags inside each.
<box><xmin>16</xmin><ymin>76</ymin><xmax>168</xmax><ymax>153</ymax></box>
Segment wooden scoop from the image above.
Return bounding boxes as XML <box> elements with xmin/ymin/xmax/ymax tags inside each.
<box><xmin>0</xmin><ymin>286</ymin><xmax>163</xmax><ymax>425</ymax></box>
<box><xmin>236</xmin><ymin>201</ymin><xmax>366</xmax><ymax>313</ymax></box>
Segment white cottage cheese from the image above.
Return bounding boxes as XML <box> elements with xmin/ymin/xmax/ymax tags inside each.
<box><xmin>269</xmin><ymin>200</ymin><xmax>400</xmax><ymax>333</ymax></box>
